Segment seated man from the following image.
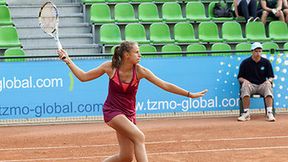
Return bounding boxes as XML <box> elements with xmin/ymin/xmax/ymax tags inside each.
<box><xmin>257</xmin><ymin>0</ymin><xmax>285</xmax><ymax>24</ymax></box>
<box><xmin>237</xmin><ymin>42</ymin><xmax>275</xmax><ymax>122</ymax></box>
<box><xmin>283</xmin><ymin>0</ymin><xmax>288</xmax><ymax>22</ymax></box>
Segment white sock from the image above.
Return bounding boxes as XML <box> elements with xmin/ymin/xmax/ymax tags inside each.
<box><xmin>244</xmin><ymin>109</ymin><xmax>250</xmax><ymax>113</ymax></box>
<box><xmin>267</xmin><ymin>107</ymin><xmax>273</xmax><ymax>113</ymax></box>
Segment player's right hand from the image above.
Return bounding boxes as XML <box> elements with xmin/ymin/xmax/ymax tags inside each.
<box><xmin>57</xmin><ymin>49</ymin><xmax>69</xmax><ymax>63</ymax></box>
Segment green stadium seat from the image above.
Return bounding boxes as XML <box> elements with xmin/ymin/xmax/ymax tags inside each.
<box><xmin>107</xmin><ymin>0</ymin><xmax>129</xmax><ymax>2</ymax></box>
<box><xmin>81</xmin><ymin>0</ymin><xmax>106</xmax><ymax>4</ymax></box>
<box><xmin>0</xmin><ymin>0</ymin><xmax>6</xmax><ymax>5</ymax></box>
<box><xmin>162</xmin><ymin>2</ymin><xmax>185</xmax><ymax>22</ymax></box>
<box><xmin>138</xmin><ymin>3</ymin><xmax>161</xmax><ymax>22</ymax></box>
<box><xmin>268</xmin><ymin>21</ymin><xmax>288</xmax><ymax>41</ymax></box>
<box><xmin>284</xmin><ymin>42</ymin><xmax>288</xmax><ymax>54</ymax></box>
<box><xmin>154</xmin><ymin>0</ymin><xmax>177</xmax><ymax>2</ymax></box>
<box><xmin>111</xmin><ymin>45</ymin><xmax>117</xmax><ymax>54</ymax></box>
<box><xmin>161</xmin><ymin>44</ymin><xmax>182</xmax><ymax>52</ymax></box>
<box><xmin>139</xmin><ymin>44</ymin><xmax>157</xmax><ymax>58</ymax></box>
<box><xmin>235</xmin><ymin>42</ymin><xmax>251</xmax><ymax>50</ymax></box>
<box><xmin>0</xmin><ymin>6</ymin><xmax>13</xmax><ymax>26</ymax></box>
<box><xmin>90</xmin><ymin>3</ymin><xmax>113</xmax><ymax>23</ymax></box>
<box><xmin>99</xmin><ymin>24</ymin><xmax>122</xmax><ymax>44</ymax></box>
<box><xmin>125</xmin><ymin>23</ymin><xmax>150</xmax><ymax>44</ymax></box>
<box><xmin>114</xmin><ymin>3</ymin><xmax>137</xmax><ymax>23</ymax></box>
<box><xmin>235</xmin><ymin>42</ymin><xmax>251</xmax><ymax>55</ymax></box>
<box><xmin>149</xmin><ymin>23</ymin><xmax>174</xmax><ymax>44</ymax></box>
<box><xmin>198</xmin><ymin>22</ymin><xmax>222</xmax><ymax>42</ymax></box>
<box><xmin>186</xmin><ymin>2</ymin><xmax>210</xmax><ymax>21</ymax></box>
<box><xmin>186</xmin><ymin>43</ymin><xmax>207</xmax><ymax>56</ymax></box>
<box><xmin>161</xmin><ymin>44</ymin><xmax>182</xmax><ymax>57</ymax></box>
<box><xmin>211</xmin><ymin>43</ymin><xmax>231</xmax><ymax>56</ymax></box>
<box><xmin>139</xmin><ymin>44</ymin><xmax>157</xmax><ymax>53</ymax></box>
<box><xmin>82</xmin><ymin>0</ymin><xmax>106</xmax><ymax>25</ymax></box>
<box><xmin>284</xmin><ymin>42</ymin><xmax>288</xmax><ymax>49</ymax></box>
<box><xmin>174</xmin><ymin>22</ymin><xmax>198</xmax><ymax>43</ymax></box>
<box><xmin>131</xmin><ymin>0</ymin><xmax>153</xmax><ymax>2</ymax></box>
<box><xmin>222</xmin><ymin>21</ymin><xmax>246</xmax><ymax>42</ymax></box>
<box><xmin>208</xmin><ymin>2</ymin><xmax>234</xmax><ymax>21</ymax></box>
<box><xmin>0</xmin><ymin>26</ymin><xmax>21</xmax><ymax>48</ymax></box>
<box><xmin>211</xmin><ymin>42</ymin><xmax>231</xmax><ymax>50</ymax></box>
<box><xmin>4</xmin><ymin>48</ymin><xmax>25</xmax><ymax>62</ymax></box>
<box><xmin>262</xmin><ymin>42</ymin><xmax>279</xmax><ymax>54</ymax></box>
<box><xmin>245</xmin><ymin>22</ymin><xmax>271</xmax><ymax>41</ymax></box>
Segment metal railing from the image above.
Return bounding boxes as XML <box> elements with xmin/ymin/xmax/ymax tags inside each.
<box><xmin>0</xmin><ymin>48</ymin><xmax>287</xmax><ymax>61</ymax></box>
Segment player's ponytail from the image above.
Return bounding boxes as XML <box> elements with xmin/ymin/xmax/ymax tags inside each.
<box><xmin>112</xmin><ymin>41</ymin><xmax>137</xmax><ymax>68</ymax></box>
<box><xmin>112</xmin><ymin>45</ymin><xmax>121</xmax><ymax>68</ymax></box>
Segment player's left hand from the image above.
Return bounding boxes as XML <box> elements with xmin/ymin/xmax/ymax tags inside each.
<box><xmin>189</xmin><ymin>89</ymin><xmax>208</xmax><ymax>98</ymax></box>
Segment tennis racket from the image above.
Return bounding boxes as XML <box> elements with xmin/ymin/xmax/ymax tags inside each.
<box><xmin>38</xmin><ymin>1</ymin><xmax>64</xmax><ymax>54</ymax></box>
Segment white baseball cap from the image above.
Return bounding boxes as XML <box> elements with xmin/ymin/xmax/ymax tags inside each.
<box><xmin>251</xmin><ymin>42</ymin><xmax>263</xmax><ymax>51</ymax></box>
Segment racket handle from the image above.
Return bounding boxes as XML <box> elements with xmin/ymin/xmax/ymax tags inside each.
<box><xmin>56</xmin><ymin>41</ymin><xmax>66</xmax><ymax>59</ymax></box>
<box><xmin>57</xmin><ymin>40</ymin><xmax>62</xmax><ymax>50</ymax></box>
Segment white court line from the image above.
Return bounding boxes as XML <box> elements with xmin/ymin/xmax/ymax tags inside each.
<box><xmin>0</xmin><ymin>143</ymin><xmax>118</xmax><ymax>151</ymax></box>
<box><xmin>148</xmin><ymin>145</ymin><xmax>288</xmax><ymax>155</ymax></box>
<box><xmin>2</xmin><ymin>135</ymin><xmax>288</xmax><ymax>152</ymax></box>
<box><xmin>2</xmin><ymin>145</ymin><xmax>288</xmax><ymax>162</ymax></box>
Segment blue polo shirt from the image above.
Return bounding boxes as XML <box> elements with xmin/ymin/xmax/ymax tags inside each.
<box><xmin>237</xmin><ymin>56</ymin><xmax>274</xmax><ymax>85</ymax></box>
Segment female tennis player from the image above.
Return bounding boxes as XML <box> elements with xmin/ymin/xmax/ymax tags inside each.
<box><xmin>58</xmin><ymin>41</ymin><xmax>208</xmax><ymax>162</ymax></box>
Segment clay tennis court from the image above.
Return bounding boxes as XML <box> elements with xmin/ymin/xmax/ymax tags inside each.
<box><xmin>1</xmin><ymin>113</ymin><xmax>288</xmax><ymax>162</ymax></box>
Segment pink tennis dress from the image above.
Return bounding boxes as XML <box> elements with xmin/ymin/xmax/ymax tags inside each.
<box><xmin>103</xmin><ymin>65</ymin><xmax>139</xmax><ymax>124</ymax></box>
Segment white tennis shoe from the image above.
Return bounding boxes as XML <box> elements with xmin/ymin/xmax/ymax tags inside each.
<box><xmin>247</xmin><ymin>17</ymin><xmax>254</xmax><ymax>23</ymax></box>
<box><xmin>267</xmin><ymin>112</ymin><xmax>276</xmax><ymax>122</ymax></box>
<box><xmin>238</xmin><ymin>112</ymin><xmax>251</xmax><ymax>121</ymax></box>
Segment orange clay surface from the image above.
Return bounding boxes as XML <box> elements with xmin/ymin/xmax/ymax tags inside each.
<box><xmin>1</xmin><ymin>113</ymin><xmax>288</xmax><ymax>162</ymax></box>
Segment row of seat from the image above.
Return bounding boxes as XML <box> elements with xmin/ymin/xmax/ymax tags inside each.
<box><xmin>0</xmin><ymin>3</ymin><xmax>24</xmax><ymax>61</ymax></box>
<box><xmin>0</xmin><ymin>2</ymin><xmax>25</xmax><ymax>61</ymax></box>
<box><xmin>112</xmin><ymin>42</ymin><xmax>288</xmax><ymax>55</ymax></box>
<box><xmin>0</xmin><ymin>5</ymin><xmax>13</xmax><ymax>26</ymax></box>
<box><xmin>2</xmin><ymin>41</ymin><xmax>284</xmax><ymax>61</ymax></box>
<box><xmin>82</xmin><ymin>0</ymin><xmax>228</xmax><ymax>4</ymax></box>
<box><xmin>90</xmin><ymin>2</ymin><xmax>236</xmax><ymax>24</ymax></box>
<box><xmin>99</xmin><ymin>21</ymin><xmax>288</xmax><ymax>46</ymax></box>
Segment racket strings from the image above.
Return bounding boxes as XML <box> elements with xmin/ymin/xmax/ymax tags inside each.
<box><xmin>39</xmin><ymin>3</ymin><xmax>58</xmax><ymax>34</ymax></box>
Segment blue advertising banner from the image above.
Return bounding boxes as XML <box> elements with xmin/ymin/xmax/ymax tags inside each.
<box><xmin>0</xmin><ymin>54</ymin><xmax>287</xmax><ymax>120</ymax></box>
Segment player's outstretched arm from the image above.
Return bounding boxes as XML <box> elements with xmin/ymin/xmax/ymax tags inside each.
<box><xmin>189</xmin><ymin>89</ymin><xmax>208</xmax><ymax>98</ymax></box>
<box><xmin>138</xmin><ymin>65</ymin><xmax>208</xmax><ymax>98</ymax></box>
<box><xmin>57</xmin><ymin>49</ymin><xmax>107</xmax><ymax>82</ymax></box>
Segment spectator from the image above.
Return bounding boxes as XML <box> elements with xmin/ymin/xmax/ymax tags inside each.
<box><xmin>233</xmin><ymin>0</ymin><xmax>258</xmax><ymax>22</ymax></box>
<box><xmin>237</xmin><ymin>42</ymin><xmax>275</xmax><ymax>122</ymax></box>
<box><xmin>257</xmin><ymin>0</ymin><xmax>285</xmax><ymax>24</ymax></box>
<box><xmin>282</xmin><ymin>0</ymin><xmax>288</xmax><ymax>22</ymax></box>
